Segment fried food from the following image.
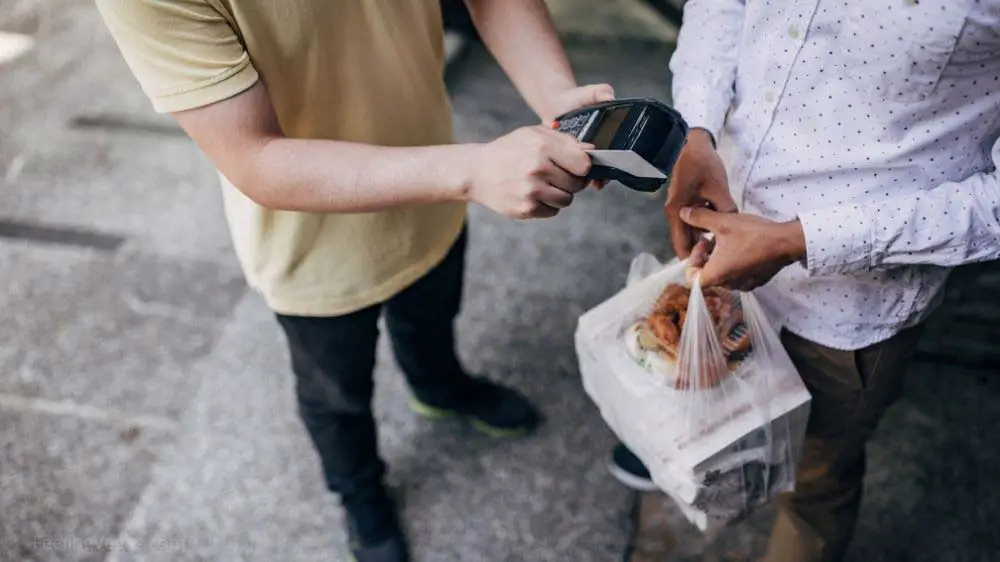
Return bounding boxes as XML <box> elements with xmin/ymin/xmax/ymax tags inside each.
<box><xmin>625</xmin><ymin>277</ymin><xmax>753</xmax><ymax>388</ymax></box>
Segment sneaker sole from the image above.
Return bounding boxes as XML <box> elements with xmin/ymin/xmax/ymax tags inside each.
<box><xmin>606</xmin><ymin>457</ymin><xmax>660</xmax><ymax>492</ymax></box>
<box><xmin>408</xmin><ymin>397</ymin><xmax>459</xmax><ymax>420</ymax></box>
<box><xmin>409</xmin><ymin>397</ymin><xmax>532</xmax><ymax>438</ymax></box>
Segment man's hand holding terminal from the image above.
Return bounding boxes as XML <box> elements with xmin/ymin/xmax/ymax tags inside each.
<box><xmin>464</xmin><ymin>124</ymin><xmax>594</xmax><ymax>219</ymax></box>
<box><xmin>463</xmin><ymin>83</ymin><xmax>615</xmax><ymax>219</ymax></box>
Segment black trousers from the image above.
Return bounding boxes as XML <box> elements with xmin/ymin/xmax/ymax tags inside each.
<box><xmin>275</xmin><ymin>228</ymin><xmax>468</xmax><ymax>506</ymax></box>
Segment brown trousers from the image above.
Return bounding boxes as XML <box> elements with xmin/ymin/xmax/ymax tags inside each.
<box><xmin>762</xmin><ymin>324</ymin><xmax>926</xmax><ymax>562</ymax></box>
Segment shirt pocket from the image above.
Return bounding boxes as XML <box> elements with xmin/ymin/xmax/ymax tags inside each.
<box><xmin>839</xmin><ymin>0</ymin><xmax>974</xmax><ymax>102</ymax></box>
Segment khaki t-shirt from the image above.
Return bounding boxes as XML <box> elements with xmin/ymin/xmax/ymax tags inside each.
<box><xmin>95</xmin><ymin>0</ymin><xmax>468</xmax><ymax>316</ymax></box>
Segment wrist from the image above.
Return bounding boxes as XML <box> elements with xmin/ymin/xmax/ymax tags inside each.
<box><xmin>444</xmin><ymin>144</ymin><xmax>483</xmax><ymax>203</ymax></box>
<box><xmin>689</xmin><ymin>127</ymin><xmax>717</xmax><ymax>150</ymax></box>
<box><xmin>776</xmin><ymin>219</ymin><xmax>808</xmax><ymax>265</ymax></box>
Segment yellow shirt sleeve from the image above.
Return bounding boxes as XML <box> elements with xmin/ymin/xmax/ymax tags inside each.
<box><xmin>94</xmin><ymin>0</ymin><xmax>260</xmax><ymax>113</ymax></box>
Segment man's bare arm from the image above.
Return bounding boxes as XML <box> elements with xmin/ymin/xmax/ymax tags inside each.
<box><xmin>464</xmin><ymin>0</ymin><xmax>613</xmax><ymax>123</ymax></box>
<box><xmin>174</xmin><ymin>81</ymin><xmax>476</xmax><ymax>213</ymax></box>
<box><xmin>173</xmin><ymin>81</ymin><xmax>593</xmax><ymax>217</ymax></box>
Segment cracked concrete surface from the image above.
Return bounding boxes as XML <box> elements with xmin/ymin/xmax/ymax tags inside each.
<box><xmin>1</xmin><ymin>2</ymin><xmax>673</xmax><ymax>560</ymax></box>
<box><xmin>4</xmin><ymin>1</ymin><xmax>1000</xmax><ymax>561</ymax></box>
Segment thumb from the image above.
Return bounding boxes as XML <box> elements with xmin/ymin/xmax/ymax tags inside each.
<box><xmin>679</xmin><ymin>206</ymin><xmax>724</xmax><ymax>232</ymax></box>
<box><xmin>570</xmin><ymin>83</ymin><xmax>616</xmax><ymax>107</ymax></box>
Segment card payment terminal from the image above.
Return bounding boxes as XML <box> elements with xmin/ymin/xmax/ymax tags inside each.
<box><xmin>552</xmin><ymin>98</ymin><xmax>689</xmax><ymax>192</ymax></box>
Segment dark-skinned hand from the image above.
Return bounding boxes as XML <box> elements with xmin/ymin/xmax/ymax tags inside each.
<box><xmin>680</xmin><ymin>206</ymin><xmax>808</xmax><ymax>291</ymax></box>
<box><xmin>664</xmin><ymin>128</ymin><xmax>739</xmax><ymax>259</ymax></box>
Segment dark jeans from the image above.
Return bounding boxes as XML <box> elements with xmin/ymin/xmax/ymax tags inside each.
<box><xmin>275</xmin><ymin>228</ymin><xmax>469</xmax><ymax>508</ymax></box>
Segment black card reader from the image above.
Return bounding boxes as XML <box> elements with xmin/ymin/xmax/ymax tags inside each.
<box><xmin>552</xmin><ymin>98</ymin><xmax>689</xmax><ymax>192</ymax></box>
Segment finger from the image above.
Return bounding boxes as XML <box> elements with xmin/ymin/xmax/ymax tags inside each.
<box><xmin>593</xmin><ymin>83</ymin><xmax>616</xmax><ymax>102</ymax></box>
<box><xmin>564</xmin><ymin>83</ymin><xmax>616</xmax><ymax>110</ymax></box>
<box><xmin>529</xmin><ymin>202</ymin><xmax>560</xmax><ymax>219</ymax></box>
<box><xmin>542</xmin><ymin>164</ymin><xmax>588</xmax><ymax>194</ymax></box>
<box><xmin>713</xmin><ymin>199</ymin><xmax>739</xmax><ymax>214</ymax></box>
<box><xmin>590</xmin><ymin>179</ymin><xmax>607</xmax><ymax>190</ymax></box>
<box><xmin>679</xmin><ymin>206</ymin><xmax>726</xmax><ymax>233</ymax></box>
<box><xmin>546</xmin><ymin>136</ymin><xmax>593</xmax><ymax>178</ymax></box>
<box><xmin>696</xmin><ymin>248</ymin><xmax>734</xmax><ymax>288</ymax></box>
<box><xmin>666</xmin><ymin>206</ymin><xmax>696</xmax><ymax>259</ymax></box>
<box><xmin>688</xmin><ymin>237</ymin><xmax>714</xmax><ymax>268</ymax></box>
<box><xmin>688</xmin><ymin>251</ymin><xmax>707</xmax><ymax>269</ymax></box>
<box><xmin>699</xmin><ymin>177</ymin><xmax>739</xmax><ymax>214</ymax></box>
<box><xmin>564</xmin><ymin>177</ymin><xmax>588</xmax><ymax>194</ymax></box>
<box><xmin>534</xmin><ymin>183</ymin><xmax>575</xmax><ymax>209</ymax></box>
<box><xmin>537</xmin><ymin>124</ymin><xmax>592</xmax><ymax>150</ymax></box>
<box><xmin>540</xmin><ymin>123</ymin><xmax>591</xmax><ymax>145</ymax></box>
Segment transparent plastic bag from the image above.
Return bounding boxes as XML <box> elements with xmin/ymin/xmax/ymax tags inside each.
<box><xmin>626</xmin><ymin>252</ymin><xmax>663</xmax><ymax>287</ymax></box>
<box><xmin>576</xmin><ymin>254</ymin><xmax>812</xmax><ymax>531</ymax></box>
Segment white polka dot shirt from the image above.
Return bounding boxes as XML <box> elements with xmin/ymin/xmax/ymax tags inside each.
<box><xmin>670</xmin><ymin>0</ymin><xmax>1000</xmax><ymax>350</ymax></box>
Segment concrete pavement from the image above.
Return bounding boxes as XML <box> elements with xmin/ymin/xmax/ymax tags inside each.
<box><xmin>4</xmin><ymin>1</ymin><xmax>1000</xmax><ymax>561</ymax></box>
<box><xmin>1</xmin><ymin>2</ymin><xmax>674</xmax><ymax>560</ymax></box>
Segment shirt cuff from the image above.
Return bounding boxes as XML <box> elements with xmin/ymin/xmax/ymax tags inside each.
<box><xmin>671</xmin><ymin>83</ymin><xmax>729</xmax><ymax>142</ymax></box>
<box><xmin>797</xmin><ymin>203</ymin><xmax>875</xmax><ymax>276</ymax></box>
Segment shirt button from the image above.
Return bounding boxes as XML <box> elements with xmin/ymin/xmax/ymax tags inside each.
<box><xmin>744</xmin><ymin>149</ymin><xmax>754</xmax><ymax>158</ymax></box>
<box><xmin>788</xmin><ymin>25</ymin><xmax>801</xmax><ymax>38</ymax></box>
